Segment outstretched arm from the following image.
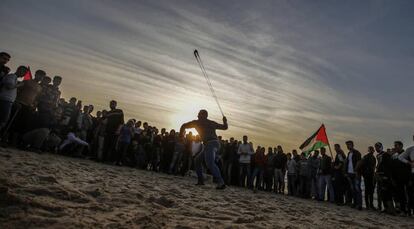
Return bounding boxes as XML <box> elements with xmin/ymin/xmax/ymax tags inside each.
<box><xmin>215</xmin><ymin>116</ymin><xmax>228</xmax><ymax>130</ymax></box>
<box><xmin>179</xmin><ymin>120</ymin><xmax>196</xmax><ymax>137</ymax></box>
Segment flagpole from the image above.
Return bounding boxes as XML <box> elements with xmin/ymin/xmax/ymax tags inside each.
<box><xmin>323</xmin><ymin>124</ymin><xmax>334</xmax><ymax>158</ymax></box>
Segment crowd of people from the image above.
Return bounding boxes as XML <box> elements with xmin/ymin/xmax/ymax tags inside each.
<box><xmin>1</xmin><ymin>51</ymin><xmax>414</xmax><ymax>216</ymax></box>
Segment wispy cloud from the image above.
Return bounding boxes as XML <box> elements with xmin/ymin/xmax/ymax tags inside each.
<box><xmin>1</xmin><ymin>0</ymin><xmax>413</xmax><ymax>150</ymax></box>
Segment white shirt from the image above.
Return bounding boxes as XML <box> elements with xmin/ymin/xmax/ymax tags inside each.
<box><xmin>59</xmin><ymin>132</ymin><xmax>89</xmax><ymax>150</ymax></box>
<box><xmin>191</xmin><ymin>142</ymin><xmax>202</xmax><ymax>156</ymax></box>
<box><xmin>238</xmin><ymin>143</ymin><xmax>254</xmax><ymax>164</ymax></box>
<box><xmin>347</xmin><ymin>152</ymin><xmax>354</xmax><ymax>174</ymax></box>
<box><xmin>399</xmin><ymin>146</ymin><xmax>414</xmax><ymax>173</ymax></box>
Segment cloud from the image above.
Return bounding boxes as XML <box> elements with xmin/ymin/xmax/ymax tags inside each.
<box><xmin>1</xmin><ymin>0</ymin><xmax>413</xmax><ymax>150</ymax></box>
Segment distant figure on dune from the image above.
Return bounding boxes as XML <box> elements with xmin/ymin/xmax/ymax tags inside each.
<box><xmin>180</xmin><ymin>109</ymin><xmax>228</xmax><ymax>189</ymax></box>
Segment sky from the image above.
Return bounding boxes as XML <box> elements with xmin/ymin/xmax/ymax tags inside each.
<box><xmin>1</xmin><ymin>0</ymin><xmax>413</xmax><ymax>152</ymax></box>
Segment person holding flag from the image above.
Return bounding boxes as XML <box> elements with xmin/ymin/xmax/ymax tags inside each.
<box><xmin>6</xmin><ymin>69</ymin><xmax>45</xmax><ymax>142</ymax></box>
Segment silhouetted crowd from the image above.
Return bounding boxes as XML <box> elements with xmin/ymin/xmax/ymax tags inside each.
<box><xmin>1</xmin><ymin>51</ymin><xmax>413</xmax><ymax>216</ymax></box>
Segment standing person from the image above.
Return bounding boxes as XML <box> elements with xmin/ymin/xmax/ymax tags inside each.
<box><xmin>274</xmin><ymin>145</ymin><xmax>287</xmax><ymax>194</ymax></box>
<box><xmin>298</xmin><ymin>152</ymin><xmax>311</xmax><ymax>198</ymax></box>
<box><xmin>251</xmin><ymin>146</ymin><xmax>266</xmax><ymax>190</ymax></box>
<box><xmin>49</xmin><ymin>76</ymin><xmax>62</xmax><ymax>108</ymax></box>
<box><xmin>179</xmin><ymin>109</ymin><xmax>228</xmax><ymax>189</ymax></box>
<box><xmin>398</xmin><ymin>135</ymin><xmax>414</xmax><ymax>216</ymax></box>
<box><xmin>376</xmin><ymin>142</ymin><xmax>395</xmax><ymax>214</ymax></box>
<box><xmin>115</xmin><ymin>119</ymin><xmax>134</xmax><ymax>166</ymax></box>
<box><xmin>309</xmin><ymin>150</ymin><xmax>321</xmax><ymax>200</ymax></box>
<box><xmin>0</xmin><ymin>52</ymin><xmax>11</xmax><ymax>77</ymax></box>
<box><xmin>9</xmin><ymin>69</ymin><xmax>45</xmax><ymax>143</ymax></box>
<box><xmin>76</xmin><ymin>105</ymin><xmax>93</xmax><ymax>156</ymax></box>
<box><xmin>345</xmin><ymin>140</ymin><xmax>362</xmax><ymax>210</ymax></box>
<box><xmin>169</xmin><ymin>135</ymin><xmax>185</xmax><ymax>175</ymax></box>
<box><xmin>187</xmin><ymin>135</ymin><xmax>202</xmax><ymax>176</ymax></box>
<box><xmin>0</xmin><ymin>66</ymin><xmax>27</xmax><ymax>135</ymax></box>
<box><xmin>222</xmin><ymin>138</ymin><xmax>234</xmax><ymax>184</ymax></box>
<box><xmin>286</xmin><ymin>152</ymin><xmax>297</xmax><ymax>196</ymax></box>
<box><xmin>264</xmin><ymin>147</ymin><xmax>275</xmax><ymax>192</ymax></box>
<box><xmin>104</xmin><ymin>100</ymin><xmax>124</xmax><ymax>162</ymax></box>
<box><xmin>237</xmin><ymin>135</ymin><xmax>254</xmax><ymax>188</ymax></box>
<box><xmin>360</xmin><ymin>146</ymin><xmax>377</xmax><ymax>210</ymax></box>
<box><xmin>95</xmin><ymin>110</ymin><xmax>108</xmax><ymax>161</ymax></box>
<box><xmin>318</xmin><ymin>147</ymin><xmax>334</xmax><ymax>202</ymax></box>
<box><xmin>391</xmin><ymin>141</ymin><xmax>410</xmax><ymax>215</ymax></box>
<box><xmin>333</xmin><ymin>144</ymin><xmax>347</xmax><ymax>206</ymax></box>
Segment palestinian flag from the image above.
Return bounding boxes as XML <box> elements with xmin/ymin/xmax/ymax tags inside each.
<box><xmin>23</xmin><ymin>66</ymin><xmax>32</xmax><ymax>81</ymax></box>
<box><xmin>299</xmin><ymin>124</ymin><xmax>330</xmax><ymax>155</ymax></box>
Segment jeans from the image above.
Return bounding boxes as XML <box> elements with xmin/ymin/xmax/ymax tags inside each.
<box><xmin>251</xmin><ymin>167</ymin><xmax>264</xmax><ymax>189</ymax></box>
<box><xmin>195</xmin><ymin>140</ymin><xmax>224</xmax><ymax>185</ymax></box>
<box><xmin>299</xmin><ymin>175</ymin><xmax>310</xmax><ymax>198</ymax></box>
<box><xmin>319</xmin><ymin>174</ymin><xmax>334</xmax><ymax>202</ymax></box>
<box><xmin>169</xmin><ymin>151</ymin><xmax>183</xmax><ymax>174</ymax></box>
<box><xmin>347</xmin><ymin>173</ymin><xmax>362</xmax><ymax>208</ymax></box>
<box><xmin>239</xmin><ymin>163</ymin><xmax>251</xmax><ymax>187</ymax></box>
<box><xmin>274</xmin><ymin>169</ymin><xmax>285</xmax><ymax>193</ymax></box>
<box><xmin>311</xmin><ymin>175</ymin><xmax>319</xmax><ymax>199</ymax></box>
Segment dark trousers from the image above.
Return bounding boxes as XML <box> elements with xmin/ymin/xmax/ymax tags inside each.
<box><xmin>287</xmin><ymin>174</ymin><xmax>297</xmax><ymax>196</ymax></box>
<box><xmin>116</xmin><ymin>141</ymin><xmax>130</xmax><ymax>164</ymax></box>
<box><xmin>299</xmin><ymin>175</ymin><xmax>310</xmax><ymax>198</ymax></box>
<box><xmin>363</xmin><ymin>174</ymin><xmax>375</xmax><ymax>208</ymax></box>
<box><xmin>104</xmin><ymin>133</ymin><xmax>118</xmax><ymax>162</ymax></box>
<box><xmin>394</xmin><ymin>179</ymin><xmax>408</xmax><ymax>213</ymax></box>
<box><xmin>239</xmin><ymin>163</ymin><xmax>251</xmax><ymax>187</ymax></box>
<box><xmin>408</xmin><ymin>174</ymin><xmax>414</xmax><ymax>211</ymax></box>
<box><xmin>333</xmin><ymin>172</ymin><xmax>346</xmax><ymax>205</ymax></box>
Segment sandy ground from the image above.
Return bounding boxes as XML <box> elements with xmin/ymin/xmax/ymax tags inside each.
<box><xmin>1</xmin><ymin>148</ymin><xmax>414</xmax><ymax>229</ymax></box>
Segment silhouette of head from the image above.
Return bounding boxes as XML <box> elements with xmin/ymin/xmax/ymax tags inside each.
<box><xmin>345</xmin><ymin>141</ymin><xmax>354</xmax><ymax>150</ymax></box>
<box><xmin>198</xmin><ymin>109</ymin><xmax>208</xmax><ymax>120</ymax></box>
<box><xmin>0</xmin><ymin>52</ymin><xmax>10</xmax><ymax>65</ymax></box>
<box><xmin>394</xmin><ymin>141</ymin><xmax>403</xmax><ymax>152</ymax></box>
<box><xmin>320</xmin><ymin>147</ymin><xmax>326</xmax><ymax>156</ymax></box>
<box><xmin>110</xmin><ymin>100</ymin><xmax>117</xmax><ymax>110</ymax></box>
<box><xmin>15</xmin><ymin>66</ymin><xmax>28</xmax><ymax>78</ymax></box>
<box><xmin>242</xmin><ymin>135</ymin><xmax>248</xmax><ymax>143</ymax></box>
<box><xmin>374</xmin><ymin>142</ymin><xmax>383</xmax><ymax>153</ymax></box>
<box><xmin>368</xmin><ymin>146</ymin><xmax>375</xmax><ymax>154</ymax></box>
<box><xmin>69</xmin><ymin>97</ymin><xmax>77</xmax><ymax>105</ymax></box>
<box><xmin>34</xmin><ymin>70</ymin><xmax>46</xmax><ymax>82</ymax></box>
<box><xmin>41</xmin><ymin>76</ymin><xmax>51</xmax><ymax>85</ymax></box>
<box><xmin>53</xmin><ymin>76</ymin><xmax>62</xmax><ymax>87</ymax></box>
<box><xmin>277</xmin><ymin>145</ymin><xmax>283</xmax><ymax>153</ymax></box>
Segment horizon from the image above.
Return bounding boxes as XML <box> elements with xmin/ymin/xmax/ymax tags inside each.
<box><xmin>1</xmin><ymin>0</ymin><xmax>413</xmax><ymax>152</ymax></box>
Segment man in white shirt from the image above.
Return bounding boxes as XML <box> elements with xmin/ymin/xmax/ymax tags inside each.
<box><xmin>398</xmin><ymin>135</ymin><xmax>414</xmax><ymax>215</ymax></box>
<box><xmin>0</xmin><ymin>66</ymin><xmax>27</xmax><ymax>133</ymax></box>
<box><xmin>238</xmin><ymin>135</ymin><xmax>254</xmax><ymax>188</ymax></box>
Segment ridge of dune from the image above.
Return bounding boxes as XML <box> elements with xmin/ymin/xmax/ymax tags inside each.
<box><xmin>1</xmin><ymin>148</ymin><xmax>413</xmax><ymax>229</ymax></box>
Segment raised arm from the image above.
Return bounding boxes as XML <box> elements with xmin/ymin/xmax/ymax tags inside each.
<box><xmin>179</xmin><ymin>120</ymin><xmax>196</xmax><ymax>137</ymax></box>
<box><xmin>215</xmin><ymin>116</ymin><xmax>228</xmax><ymax>130</ymax></box>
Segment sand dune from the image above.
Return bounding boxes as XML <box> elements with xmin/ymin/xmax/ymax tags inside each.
<box><xmin>1</xmin><ymin>148</ymin><xmax>413</xmax><ymax>229</ymax></box>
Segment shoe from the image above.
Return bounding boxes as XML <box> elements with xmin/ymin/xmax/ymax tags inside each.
<box><xmin>195</xmin><ymin>182</ymin><xmax>205</xmax><ymax>186</ymax></box>
<box><xmin>216</xmin><ymin>184</ymin><xmax>226</xmax><ymax>190</ymax></box>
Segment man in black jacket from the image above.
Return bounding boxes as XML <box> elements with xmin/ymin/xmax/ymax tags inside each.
<box><xmin>376</xmin><ymin>142</ymin><xmax>395</xmax><ymax>214</ymax></box>
<box><xmin>345</xmin><ymin>140</ymin><xmax>362</xmax><ymax>210</ymax></box>
<box><xmin>391</xmin><ymin>141</ymin><xmax>410</xmax><ymax>215</ymax></box>
<box><xmin>318</xmin><ymin>147</ymin><xmax>334</xmax><ymax>202</ymax></box>
<box><xmin>361</xmin><ymin>146</ymin><xmax>376</xmax><ymax>210</ymax></box>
